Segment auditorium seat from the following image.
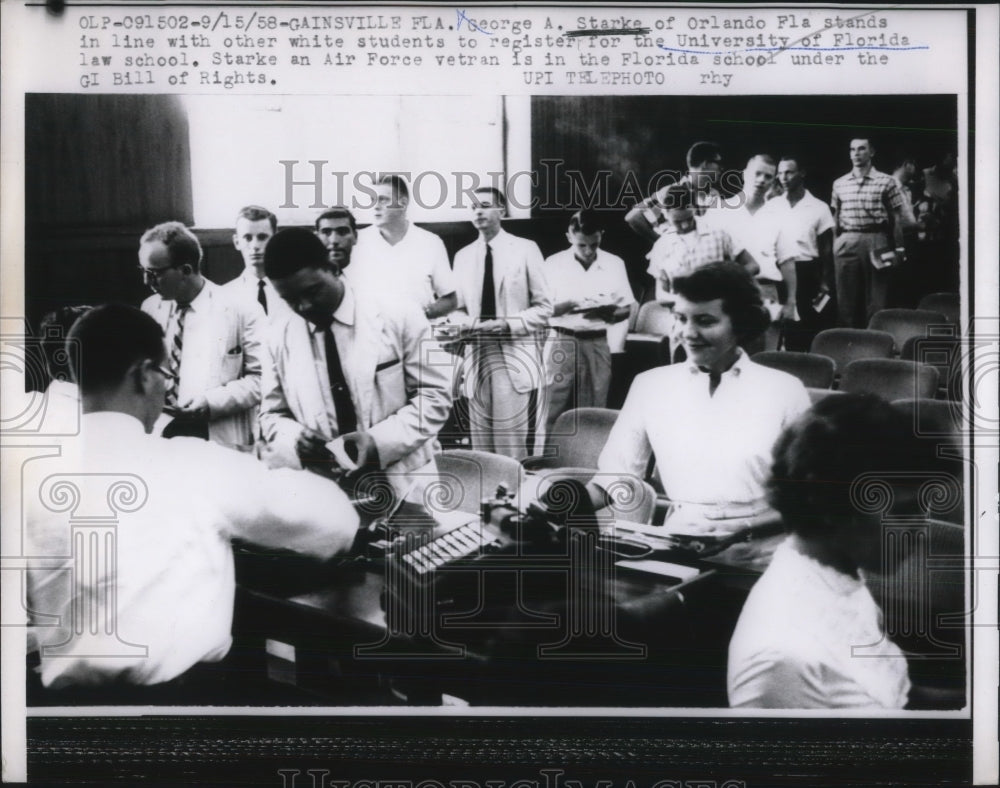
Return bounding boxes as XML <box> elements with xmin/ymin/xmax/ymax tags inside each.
<box><xmin>891</xmin><ymin>398</ymin><xmax>964</xmax><ymax>436</ymax></box>
<box><xmin>751</xmin><ymin>351</ymin><xmax>836</xmax><ymax>389</ymax></box>
<box><xmin>523</xmin><ymin>407</ymin><xmax>618</xmax><ymax>471</ymax></box>
<box><xmin>436</xmin><ymin>449</ymin><xmax>524</xmax><ymax>516</ymax></box>
<box><xmin>918</xmin><ymin>292</ymin><xmax>960</xmax><ymax>324</ymax></box>
<box><xmin>806</xmin><ymin>387</ymin><xmax>845</xmax><ymax>406</ymax></box>
<box><xmin>810</xmin><ymin>328</ymin><xmax>895</xmax><ymax>382</ymax></box>
<box><xmin>890</xmin><ymin>399</ymin><xmax>965</xmax><ymax>527</ymax></box>
<box><xmin>868</xmin><ymin>308</ymin><xmax>950</xmax><ymax>355</ymax></box>
<box><xmin>866</xmin><ymin>519</ymin><xmax>966</xmax><ymax>703</ymax></box>
<box><xmin>840</xmin><ymin>359</ymin><xmax>939</xmax><ymax>401</ymax></box>
<box><xmin>623</xmin><ymin>302</ymin><xmax>675</xmax><ymax>381</ymax></box>
<box><xmin>901</xmin><ymin>335</ymin><xmax>963</xmax><ymax>401</ymax></box>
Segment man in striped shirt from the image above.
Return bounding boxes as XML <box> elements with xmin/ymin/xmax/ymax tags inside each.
<box><xmin>830</xmin><ymin>137</ymin><xmax>914</xmax><ymax>328</ymax></box>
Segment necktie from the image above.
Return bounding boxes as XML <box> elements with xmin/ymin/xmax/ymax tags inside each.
<box><xmin>166</xmin><ymin>304</ymin><xmax>188</xmax><ymax>406</ymax></box>
<box><xmin>257</xmin><ymin>279</ymin><xmax>268</xmax><ymax>314</ymax></box>
<box><xmin>323</xmin><ymin>325</ymin><xmax>357</xmax><ymax>436</ymax></box>
<box><xmin>480</xmin><ymin>243</ymin><xmax>496</xmax><ymax>320</ymax></box>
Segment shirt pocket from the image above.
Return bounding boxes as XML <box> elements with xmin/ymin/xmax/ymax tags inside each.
<box><xmin>220</xmin><ymin>345</ymin><xmax>244</xmax><ymax>379</ymax></box>
<box><xmin>373</xmin><ymin>358</ymin><xmax>406</xmax><ymax>416</ymax></box>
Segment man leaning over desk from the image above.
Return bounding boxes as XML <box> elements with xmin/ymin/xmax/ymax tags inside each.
<box><xmin>258</xmin><ymin>224</ymin><xmax>453</xmax><ymax>504</ymax></box>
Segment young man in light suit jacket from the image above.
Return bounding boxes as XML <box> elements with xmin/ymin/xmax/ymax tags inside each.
<box><xmin>139</xmin><ymin>221</ymin><xmax>266</xmax><ymax>449</ymax></box>
<box><xmin>258</xmin><ymin>226</ymin><xmax>453</xmax><ymax>504</ymax></box>
<box><xmin>452</xmin><ymin>186</ymin><xmax>553</xmax><ymax>459</ymax></box>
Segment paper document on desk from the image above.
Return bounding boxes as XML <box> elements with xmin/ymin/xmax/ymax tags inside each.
<box><xmin>615</xmin><ymin>560</ymin><xmax>701</xmax><ymax>582</ymax></box>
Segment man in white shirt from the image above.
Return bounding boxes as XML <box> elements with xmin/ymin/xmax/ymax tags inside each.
<box><xmin>314</xmin><ymin>206</ymin><xmax>359</xmax><ymax>276</ymax></box>
<box><xmin>543</xmin><ymin>209</ymin><xmax>635</xmax><ymax>437</ymax></box>
<box><xmin>703</xmin><ymin>154</ymin><xmax>797</xmax><ymax>348</ymax></box>
<box><xmin>222</xmin><ymin>205</ymin><xmax>292</xmax><ymax>327</ymax></box>
<box><xmin>452</xmin><ymin>186</ymin><xmax>553</xmax><ymax>459</ymax></box>
<box><xmin>728</xmin><ymin>394</ymin><xmax>948</xmax><ymax>709</ymax></box>
<box><xmin>351</xmin><ymin>174</ymin><xmax>457</xmax><ymax>320</ymax></box>
<box><xmin>759</xmin><ymin>156</ymin><xmax>836</xmax><ymax>351</ymax></box>
<box><xmin>625</xmin><ymin>141</ymin><xmax>725</xmax><ymax>243</ymax></box>
<box><xmin>139</xmin><ymin>221</ymin><xmax>266</xmax><ymax>448</ymax></box>
<box><xmin>24</xmin><ymin>304</ymin><xmax>359</xmax><ymax>698</ymax></box>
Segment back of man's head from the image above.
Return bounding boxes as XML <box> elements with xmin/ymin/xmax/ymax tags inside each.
<box><xmin>686</xmin><ymin>141</ymin><xmax>722</xmax><ymax>170</ymax></box>
<box><xmin>68</xmin><ymin>304</ymin><xmax>165</xmax><ymax>395</ymax></box>
<box><xmin>264</xmin><ymin>227</ymin><xmax>331</xmax><ymax>280</ymax></box>
<box><xmin>139</xmin><ymin>221</ymin><xmax>204</xmax><ymax>273</ymax></box>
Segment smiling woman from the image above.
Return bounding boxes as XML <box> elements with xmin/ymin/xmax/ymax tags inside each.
<box><xmin>593</xmin><ymin>263</ymin><xmax>811</xmax><ymax>531</ymax></box>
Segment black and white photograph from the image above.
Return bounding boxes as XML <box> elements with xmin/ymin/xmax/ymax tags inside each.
<box><xmin>1</xmin><ymin>3</ymin><xmax>997</xmax><ymax>786</ymax></box>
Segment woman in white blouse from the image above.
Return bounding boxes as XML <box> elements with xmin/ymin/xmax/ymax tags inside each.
<box><xmin>590</xmin><ymin>262</ymin><xmax>810</xmax><ymax>531</ymax></box>
<box><xmin>727</xmin><ymin>393</ymin><xmax>955</xmax><ymax>709</ymax></box>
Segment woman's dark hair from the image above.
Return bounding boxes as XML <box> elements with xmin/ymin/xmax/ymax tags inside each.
<box><xmin>768</xmin><ymin>393</ymin><xmax>931</xmax><ymax>537</ymax></box>
<box><xmin>672</xmin><ymin>262</ymin><xmax>770</xmax><ymax>341</ymax></box>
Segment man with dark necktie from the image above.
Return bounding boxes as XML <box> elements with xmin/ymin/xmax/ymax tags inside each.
<box><xmin>452</xmin><ymin>186</ymin><xmax>553</xmax><ymax>459</ymax></box>
<box><xmin>222</xmin><ymin>205</ymin><xmax>292</xmax><ymax>328</ymax></box>
<box><xmin>259</xmin><ymin>224</ymin><xmax>453</xmax><ymax>505</ymax></box>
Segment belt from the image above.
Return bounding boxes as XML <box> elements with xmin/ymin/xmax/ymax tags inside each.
<box><xmin>553</xmin><ymin>326</ymin><xmax>606</xmax><ymax>340</ymax></box>
<box><xmin>842</xmin><ymin>225</ymin><xmax>888</xmax><ymax>233</ymax></box>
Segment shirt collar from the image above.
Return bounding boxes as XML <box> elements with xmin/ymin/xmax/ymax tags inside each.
<box><xmin>308</xmin><ymin>278</ymin><xmax>356</xmax><ymax>334</ymax></box>
<box><xmin>660</xmin><ymin>220</ymin><xmax>714</xmax><ymax>240</ymax></box>
<box><xmin>177</xmin><ymin>280</ymin><xmax>210</xmax><ymax>313</ymax></box>
<box><xmin>46</xmin><ymin>378</ymin><xmax>79</xmax><ymax>399</ymax></box>
<box><xmin>849</xmin><ymin>166</ymin><xmax>879</xmax><ymax>182</ymax></box>
<box><xmin>783</xmin><ymin>539</ymin><xmax>865</xmax><ymax>596</ymax></box>
<box><xmin>686</xmin><ymin>347</ymin><xmax>747</xmax><ymax>378</ymax></box>
<box><xmin>574</xmin><ymin>251</ymin><xmax>606</xmax><ymax>271</ymax></box>
<box><xmin>242</xmin><ymin>269</ymin><xmax>267</xmax><ymax>287</ymax></box>
<box><xmin>81</xmin><ymin>411</ymin><xmax>146</xmax><ymax>436</ymax></box>
<box><xmin>782</xmin><ymin>189</ymin><xmax>813</xmax><ymax>206</ymax></box>
<box><xmin>479</xmin><ymin>228</ymin><xmax>507</xmax><ymax>249</ymax></box>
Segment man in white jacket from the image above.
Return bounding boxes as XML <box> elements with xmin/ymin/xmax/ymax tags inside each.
<box><xmin>139</xmin><ymin>221</ymin><xmax>266</xmax><ymax>448</ymax></box>
<box><xmin>259</xmin><ymin>226</ymin><xmax>453</xmax><ymax>504</ymax></box>
<box><xmin>452</xmin><ymin>186</ymin><xmax>553</xmax><ymax>459</ymax></box>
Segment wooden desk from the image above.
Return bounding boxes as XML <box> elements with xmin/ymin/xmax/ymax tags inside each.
<box><xmin>232</xmin><ymin>515</ymin><xmax>781</xmax><ymax>706</ymax></box>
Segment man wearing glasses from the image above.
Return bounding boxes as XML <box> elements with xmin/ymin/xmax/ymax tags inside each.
<box><xmin>138</xmin><ymin>221</ymin><xmax>266</xmax><ymax>448</ymax></box>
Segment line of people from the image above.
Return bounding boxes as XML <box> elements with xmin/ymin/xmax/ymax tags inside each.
<box><xmin>633</xmin><ymin>138</ymin><xmax>959</xmax><ymax>351</ymax></box>
<box><xmin>23</xmin><ymin>152</ymin><xmax>959</xmax><ymax>709</ymax></box>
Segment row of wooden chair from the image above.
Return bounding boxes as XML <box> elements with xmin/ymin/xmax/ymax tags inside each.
<box><xmin>620</xmin><ymin>300</ymin><xmax>961</xmax><ymax>397</ymax></box>
<box><xmin>756</xmin><ymin>354</ymin><xmax>942</xmax><ymax>401</ymax></box>
<box><xmin>625</xmin><ymin>294</ymin><xmax>959</xmax><ymax>337</ymax></box>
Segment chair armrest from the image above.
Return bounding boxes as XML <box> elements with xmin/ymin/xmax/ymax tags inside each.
<box><xmin>521</xmin><ymin>455</ymin><xmax>557</xmax><ymax>471</ymax></box>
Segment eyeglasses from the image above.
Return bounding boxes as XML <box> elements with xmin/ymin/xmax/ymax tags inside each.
<box><xmin>137</xmin><ymin>264</ymin><xmax>180</xmax><ymax>282</ymax></box>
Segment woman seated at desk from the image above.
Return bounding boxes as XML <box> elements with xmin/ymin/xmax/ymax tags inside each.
<box><xmin>589</xmin><ymin>262</ymin><xmax>810</xmax><ymax>533</ymax></box>
<box><xmin>727</xmin><ymin>394</ymin><xmax>958</xmax><ymax>709</ymax></box>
